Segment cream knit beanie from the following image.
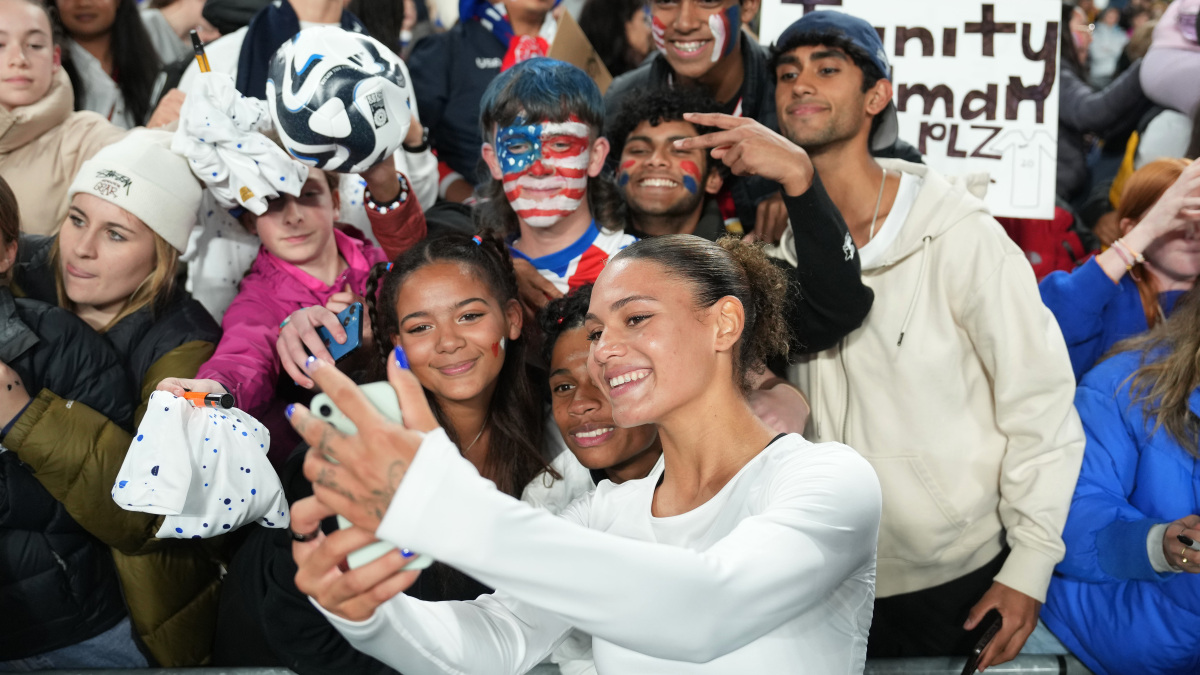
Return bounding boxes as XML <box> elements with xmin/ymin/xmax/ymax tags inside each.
<box><xmin>67</xmin><ymin>130</ymin><xmax>202</xmax><ymax>252</ymax></box>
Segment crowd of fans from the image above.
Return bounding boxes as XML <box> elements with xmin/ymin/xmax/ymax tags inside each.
<box><xmin>0</xmin><ymin>0</ymin><xmax>1198</xmax><ymax>674</ymax></box>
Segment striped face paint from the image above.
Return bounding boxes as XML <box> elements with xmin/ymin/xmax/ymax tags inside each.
<box><xmin>652</xmin><ymin>14</ymin><xmax>666</xmax><ymax>54</ymax></box>
<box><xmin>496</xmin><ymin>115</ymin><xmax>592</xmax><ymax>228</ymax></box>
<box><xmin>709</xmin><ymin>5</ymin><xmax>740</xmax><ymax>63</ymax></box>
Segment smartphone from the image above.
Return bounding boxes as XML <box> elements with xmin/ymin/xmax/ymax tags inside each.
<box><xmin>309</xmin><ymin>381</ymin><xmax>434</xmax><ymax>571</ymax></box>
<box><xmin>960</xmin><ymin>610</ymin><xmax>1002</xmax><ymax>675</ymax></box>
<box><xmin>314</xmin><ymin>302</ymin><xmax>364</xmax><ymax>363</ymax></box>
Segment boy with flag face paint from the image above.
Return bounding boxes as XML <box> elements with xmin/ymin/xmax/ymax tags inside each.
<box><xmin>477</xmin><ymin>59</ymin><xmax>637</xmax><ymax>298</ymax></box>
<box><xmin>482</xmin><ymin>58</ymin><xmax>873</xmax><ymax>366</ymax></box>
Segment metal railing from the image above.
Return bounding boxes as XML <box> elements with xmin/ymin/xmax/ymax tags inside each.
<box><xmin>36</xmin><ymin>655</ymin><xmax>1095</xmax><ymax>675</ymax></box>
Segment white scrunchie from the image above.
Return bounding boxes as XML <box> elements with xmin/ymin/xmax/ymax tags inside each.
<box><xmin>171</xmin><ymin>72</ymin><xmax>309</xmax><ymax>216</ymax></box>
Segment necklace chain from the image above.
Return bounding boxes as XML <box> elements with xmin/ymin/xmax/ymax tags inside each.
<box><xmin>463</xmin><ymin>419</ymin><xmax>487</xmax><ymax>455</ymax></box>
<box><xmin>867</xmin><ymin>168</ymin><xmax>888</xmax><ymax>243</ymax></box>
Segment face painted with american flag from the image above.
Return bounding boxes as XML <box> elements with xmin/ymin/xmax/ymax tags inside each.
<box><xmin>494</xmin><ymin>115</ymin><xmax>592</xmax><ymax>228</ymax></box>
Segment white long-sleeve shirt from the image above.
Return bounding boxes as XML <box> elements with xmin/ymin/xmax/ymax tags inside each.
<box><xmin>320</xmin><ymin>431</ymin><xmax>882</xmax><ymax>674</ymax></box>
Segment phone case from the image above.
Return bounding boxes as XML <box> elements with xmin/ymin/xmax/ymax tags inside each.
<box><xmin>960</xmin><ymin>610</ymin><xmax>1003</xmax><ymax>675</ymax></box>
<box><xmin>310</xmin><ymin>381</ymin><xmax>434</xmax><ymax>571</ymax></box>
<box><xmin>316</xmin><ymin>303</ymin><xmax>364</xmax><ymax>363</ymax></box>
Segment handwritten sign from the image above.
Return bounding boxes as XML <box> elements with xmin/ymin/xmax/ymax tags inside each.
<box><xmin>760</xmin><ymin>0</ymin><xmax>1060</xmax><ymax>219</ymax></box>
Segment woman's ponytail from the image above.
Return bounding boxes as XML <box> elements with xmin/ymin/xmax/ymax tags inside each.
<box><xmin>716</xmin><ymin>237</ymin><xmax>789</xmax><ymax>373</ymax></box>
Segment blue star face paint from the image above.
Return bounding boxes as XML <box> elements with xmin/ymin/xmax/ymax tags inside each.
<box><xmin>495</xmin><ymin>117</ymin><xmax>545</xmax><ymax>177</ymax></box>
<box><xmin>494</xmin><ymin>114</ymin><xmax>592</xmax><ymax>228</ymax></box>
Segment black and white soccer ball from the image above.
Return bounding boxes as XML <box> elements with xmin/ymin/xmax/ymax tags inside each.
<box><xmin>266</xmin><ymin>26</ymin><xmax>413</xmax><ymax>173</ymax></box>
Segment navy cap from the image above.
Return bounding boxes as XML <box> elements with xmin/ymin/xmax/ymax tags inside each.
<box><xmin>776</xmin><ymin>11</ymin><xmax>898</xmax><ymax>151</ymax></box>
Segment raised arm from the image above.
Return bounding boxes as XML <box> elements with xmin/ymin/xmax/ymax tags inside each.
<box><xmin>675</xmin><ymin>113</ymin><xmax>873</xmax><ymax>353</ymax></box>
<box><xmin>358</xmin><ymin>161</ymin><xmax>428</xmax><ymax>260</ymax></box>
<box><xmin>779</xmin><ymin>171</ymin><xmax>874</xmax><ymax>352</ymax></box>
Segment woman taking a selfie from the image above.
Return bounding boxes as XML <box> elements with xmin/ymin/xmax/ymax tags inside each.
<box><xmin>286</xmin><ymin>235</ymin><xmax>882</xmax><ymax>673</ymax></box>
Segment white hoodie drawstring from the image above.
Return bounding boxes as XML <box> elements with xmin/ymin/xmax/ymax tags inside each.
<box><xmin>897</xmin><ymin>236</ymin><xmax>933</xmax><ymax>347</ymax></box>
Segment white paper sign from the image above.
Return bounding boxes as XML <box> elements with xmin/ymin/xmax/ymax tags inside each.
<box><xmin>760</xmin><ymin>0</ymin><xmax>1061</xmax><ymax>219</ymax></box>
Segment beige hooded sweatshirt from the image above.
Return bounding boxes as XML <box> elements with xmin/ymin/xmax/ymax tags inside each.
<box><xmin>788</xmin><ymin>159</ymin><xmax>1084</xmax><ymax>603</ymax></box>
<box><xmin>0</xmin><ymin>70</ymin><xmax>125</xmax><ymax>235</ymax></box>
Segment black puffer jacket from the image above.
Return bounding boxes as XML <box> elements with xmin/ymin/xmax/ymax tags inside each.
<box><xmin>0</xmin><ymin>286</ymin><xmax>137</xmax><ymax>660</ymax></box>
<box><xmin>11</xmin><ymin>235</ymin><xmax>227</xmax><ymax>666</ymax></box>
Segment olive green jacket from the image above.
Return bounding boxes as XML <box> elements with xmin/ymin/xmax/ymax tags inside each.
<box><xmin>6</xmin><ymin>341</ymin><xmax>224</xmax><ymax>666</ymax></box>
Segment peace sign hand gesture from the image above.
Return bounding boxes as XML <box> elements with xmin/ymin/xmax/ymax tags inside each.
<box><xmin>674</xmin><ymin>113</ymin><xmax>815</xmax><ymax>198</ymax></box>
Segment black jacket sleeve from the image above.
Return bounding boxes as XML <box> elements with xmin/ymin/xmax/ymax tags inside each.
<box><xmin>782</xmin><ymin>171</ymin><xmax>874</xmax><ymax>354</ymax></box>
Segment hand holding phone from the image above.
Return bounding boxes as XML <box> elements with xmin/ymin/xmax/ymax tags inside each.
<box><xmin>309</xmin><ymin>381</ymin><xmax>433</xmax><ymax>571</ymax></box>
<box><xmin>961</xmin><ymin>610</ymin><xmax>1002</xmax><ymax>675</ymax></box>
<box><xmin>314</xmin><ymin>302</ymin><xmax>364</xmax><ymax>363</ymax></box>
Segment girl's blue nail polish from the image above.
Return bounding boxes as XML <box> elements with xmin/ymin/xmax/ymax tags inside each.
<box><xmin>285</xmin><ymin>404</ymin><xmax>295</xmax><ymax>418</ymax></box>
<box><xmin>305</xmin><ymin>355</ymin><xmax>318</xmax><ymax>370</ymax></box>
<box><xmin>400</xmin><ymin>548</ymin><xmax>415</xmax><ymax>558</ymax></box>
<box><xmin>394</xmin><ymin>346</ymin><xmax>409</xmax><ymax>370</ymax></box>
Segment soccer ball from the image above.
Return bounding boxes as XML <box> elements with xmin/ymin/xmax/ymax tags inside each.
<box><xmin>266</xmin><ymin>26</ymin><xmax>413</xmax><ymax>174</ymax></box>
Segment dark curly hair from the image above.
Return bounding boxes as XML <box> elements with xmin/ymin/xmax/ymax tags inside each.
<box><xmin>538</xmin><ymin>284</ymin><xmax>593</xmax><ymax>366</ymax></box>
<box><xmin>364</xmin><ymin>231</ymin><xmax>557</xmax><ymax>497</ymax></box>
<box><xmin>606</xmin><ymin>85</ymin><xmax>724</xmax><ymax>177</ymax></box>
<box><xmin>613</xmin><ymin>235</ymin><xmax>789</xmax><ymax>392</ymax></box>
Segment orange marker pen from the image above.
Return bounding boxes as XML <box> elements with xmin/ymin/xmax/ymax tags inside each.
<box><xmin>183</xmin><ymin>391</ymin><xmax>234</xmax><ymax>409</ymax></box>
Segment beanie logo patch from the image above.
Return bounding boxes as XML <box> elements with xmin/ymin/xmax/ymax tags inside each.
<box><xmin>93</xmin><ymin>169</ymin><xmax>133</xmax><ymax>197</ymax></box>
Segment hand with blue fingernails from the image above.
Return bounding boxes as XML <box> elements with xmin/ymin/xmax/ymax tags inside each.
<box><xmin>288</xmin><ymin>346</ymin><xmax>440</xmax><ymax>621</ymax></box>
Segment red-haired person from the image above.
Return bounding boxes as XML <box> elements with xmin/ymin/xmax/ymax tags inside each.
<box><xmin>1041</xmin><ymin>159</ymin><xmax>1200</xmax><ymax>380</ymax></box>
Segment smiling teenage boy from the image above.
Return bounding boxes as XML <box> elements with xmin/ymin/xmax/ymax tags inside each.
<box><xmin>609</xmin><ymin>87</ymin><xmax>727</xmax><ymax>240</ymax></box>
<box><xmin>749</xmin><ymin>11</ymin><xmax>1084</xmax><ymax>670</ymax></box>
<box><xmin>477</xmin><ymin>58</ymin><xmax>635</xmax><ymax>295</ymax></box>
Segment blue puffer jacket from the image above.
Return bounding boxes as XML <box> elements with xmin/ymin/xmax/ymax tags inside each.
<box><xmin>1041</xmin><ymin>349</ymin><xmax>1200</xmax><ymax>675</ymax></box>
<box><xmin>1039</xmin><ymin>258</ymin><xmax>1185</xmax><ymax>381</ymax></box>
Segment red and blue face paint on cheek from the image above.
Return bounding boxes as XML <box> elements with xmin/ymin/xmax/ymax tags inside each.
<box><xmin>617</xmin><ymin>160</ymin><xmax>635</xmax><ymax>188</ymax></box>
<box><xmin>679</xmin><ymin>160</ymin><xmax>701</xmax><ymax>195</ymax></box>
<box><xmin>708</xmin><ymin>4</ymin><xmax>741</xmax><ymax>63</ymax></box>
<box><xmin>495</xmin><ymin>115</ymin><xmax>592</xmax><ymax>228</ymax></box>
